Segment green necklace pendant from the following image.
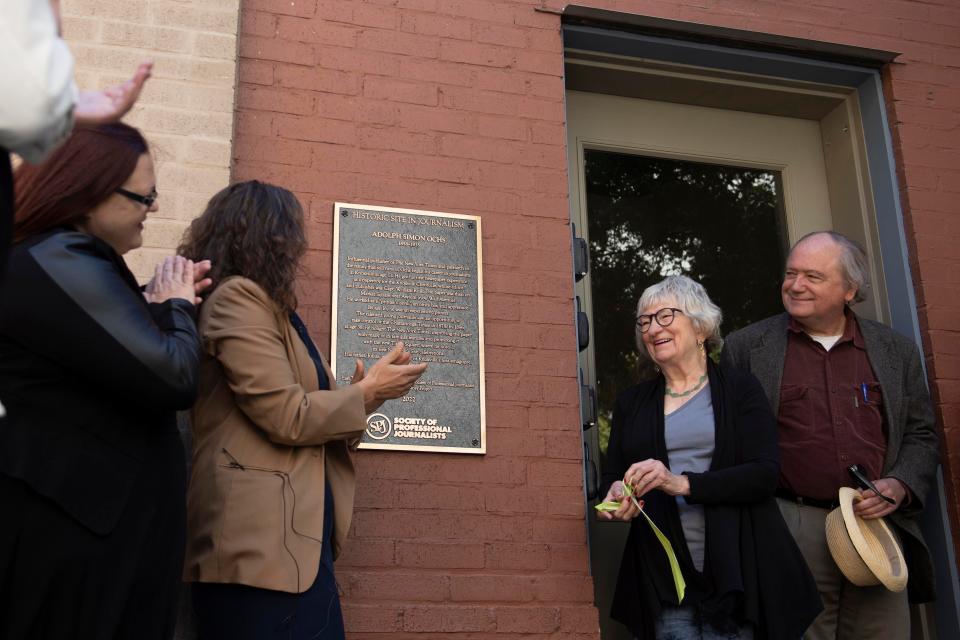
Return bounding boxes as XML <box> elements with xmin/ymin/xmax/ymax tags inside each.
<box><xmin>665</xmin><ymin>373</ymin><xmax>707</xmax><ymax>398</ymax></box>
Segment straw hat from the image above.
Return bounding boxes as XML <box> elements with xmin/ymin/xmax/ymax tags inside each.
<box><xmin>824</xmin><ymin>487</ymin><xmax>908</xmax><ymax>592</ymax></box>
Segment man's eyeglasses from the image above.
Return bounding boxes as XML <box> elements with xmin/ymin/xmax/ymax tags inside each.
<box><xmin>116</xmin><ymin>187</ymin><xmax>158</xmax><ymax>208</ymax></box>
<box><xmin>636</xmin><ymin>307</ymin><xmax>684</xmax><ymax>333</ymax></box>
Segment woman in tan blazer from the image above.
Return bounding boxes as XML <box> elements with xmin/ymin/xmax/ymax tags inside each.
<box><xmin>178</xmin><ymin>181</ymin><xmax>425</xmax><ymax>640</ymax></box>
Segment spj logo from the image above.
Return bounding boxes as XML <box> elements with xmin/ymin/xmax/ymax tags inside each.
<box><xmin>365</xmin><ymin>413</ymin><xmax>392</xmax><ymax>440</ymax></box>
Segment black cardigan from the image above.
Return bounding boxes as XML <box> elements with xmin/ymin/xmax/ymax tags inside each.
<box><xmin>0</xmin><ymin>230</ymin><xmax>200</xmax><ymax>534</ymax></box>
<box><xmin>601</xmin><ymin>361</ymin><xmax>822</xmax><ymax>639</ymax></box>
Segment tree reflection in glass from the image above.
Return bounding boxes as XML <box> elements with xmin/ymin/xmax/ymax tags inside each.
<box><xmin>584</xmin><ymin>150</ymin><xmax>788</xmax><ymax>455</ymax></box>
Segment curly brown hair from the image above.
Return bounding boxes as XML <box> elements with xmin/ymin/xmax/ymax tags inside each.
<box><xmin>177</xmin><ymin>181</ymin><xmax>306</xmax><ymax>312</ymax></box>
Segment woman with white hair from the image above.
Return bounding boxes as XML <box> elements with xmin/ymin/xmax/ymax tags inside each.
<box><xmin>598</xmin><ymin>275</ymin><xmax>822</xmax><ymax>639</ymax></box>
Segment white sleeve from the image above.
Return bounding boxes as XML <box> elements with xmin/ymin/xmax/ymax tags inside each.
<box><xmin>0</xmin><ymin>0</ymin><xmax>78</xmax><ymax>163</ymax></box>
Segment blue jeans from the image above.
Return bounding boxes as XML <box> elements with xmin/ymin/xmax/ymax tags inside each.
<box><xmin>653</xmin><ymin>605</ymin><xmax>754</xmax><ymax>640</ymax></box>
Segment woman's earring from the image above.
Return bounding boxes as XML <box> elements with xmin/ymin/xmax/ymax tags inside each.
<box><xmin>698</xmin><ymin>340</ymin><xmax>706</xmax><ymax>357</ymax></box>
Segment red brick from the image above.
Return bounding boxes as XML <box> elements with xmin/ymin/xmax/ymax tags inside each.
<box><xmin>357</xmin><ymin>126</ymin><xmax>437</xmax><ymax>155</ymax></box>
<box><xmin>341</xmin><ymin>604</ymin><xmax>402</xmax><ymax>632</ymax></box>
<box><xmin>398</xmin><ymin>105</ymin><xmax>475</xmax><ymax>134</ymax></box>
<box><xmin>244</xmin><ymin>0</ymin><xmax>316</xmax><ymax>18</ymax></box>
<box><xmin>241</xmin><ymin>10</ymin><xmax>277</xmax><ymax>37</ymax></box>
<box><xmin>484</xmin><ymin>321</ymin><xmax>540</xmax><ymax>347</ymax></box>
<box><xmin>398</xmin><ymin>57</ymin><xmax>475</xmax><ymax>87</ymax></box>
<box><xmin>235</xmin><ymin>111</ymin><xmax>274</xmax><ymax>138</ymax></box>
<box><xmin>531</xmin><ymin>120</ymin><xmax>565</xmax><ymax>144</ymax></box>
<box><xmin>474</xmin><ymin>22</ymin><xmax>527</xmax><ymax>48</ymax></box>
<box><xmin>440</xmin><ymin>39</ymin><xmax>516</xmax><ymax>67</ymax></box>
<box><xmin>239</xmin><ymin>85</ymin><xmax>314</xmax><ymax>115</ymax></box>
<box><xmin>478</xmin><ymin>114</ymin><xmax>529</xmax><ymax>141</ymax></box>
<box><xmin>529</xmin><ymin>460</ymin><xmax>584</xmax><ymax>489</ymax></box>
<box><xmin>541</xmin><ymin>378</ymin><xmax>580</xmax><ymax>405</ymax></box>
<box><xmin>233</xmin><ymin>134</ymin><xmax>314</xmax><ymax>166</ymax></box>
<box><xmin>336</xmin><ymin>538</ymin><xmax>396</xmax><ymax>568</ymax></box>
<box><xmin>276</xmin><ymin>114</ymin><xmax>356</xmax><ymax>145</ymax></box>
<box><xmin>484</xmin><ymin>541</ymin><xmax>549</xmax><ymax>570</ymax></box>
<box><xmin>353</xmin><ymin>174</ymin><xmax>437</xmax><ymax>207</ymax></box>
<box><xmin>532</xmin><ymin>575</ymin><xmax>595</xmax><ymax>603</ymax></box>
<box><xmin>396</xmin><ymin>483</ymin><xmax>484</xmax><ymax>511</ymax></box>
<box><xmin>438</xmin><ymin>183</ymin><xmax>519</xmax><ymax>214</ymax></box>
<box><xmin>438</xmin><ymin>0</ymin><xmax>515</xmax><ymax>25</ymax></box>
<box><xmin>358</xmin><ymin>28</ymin><xmax>439</xmax><ymax>57</ymax></box>
<box><xmin>400</xmin><ymin>12</ymin><xmax>471</xmax><ymax>39</ymax></box>
<box><xmin>278</xmin><ymin>65</ymin><xmax>359</xmax><ymax>95</ymax></box>
<box><xmin>521</xmin><ymin>299</ymin><xmax>576</xmax><ymax>325</ymax></box>
<box><xmin>239</xmin><ymin>60</ymin><xmax>275</xmax><ymax>86</ymax></box>
<box><xmin>514</xmin><ymin>49</ymin><xmax>564</xmax><ymax>75</ymax></box>
<box><xmin>363</xmin><ymin>76</ymin><xmax>439</xmax><ymax>106</ymax></box>
<box><xmin>485</xmin><ymin>403</ymin><xmax>529</xmax><ymax>429</ymax></box>
<box><xmin>240</xmin><ymin>35</ymin><xmax>313</xmax><ymax>64</ymax></box>
<box><xmin>496</xmin><ymin>606</ymin><xmax>560</xmax><ymax>633</ymax></box>
<box><xmin>486</xmin><ymin>376</ymin><xmax>543</xmax><ymax>403</ymax></box>
<box><xmin>547</xmin><ymin>489</ymin><xmax>587</xmax><ymax>517</ymax></box>
<box><xmin>439</xmin><ymin>133</ymin><xmax>521</xmax><ymax>161</ymax></box>
<box><xmin>547</xmin><ymin>543</ymin><xmax>591</xmax><ymax>572</ymax></box>
<box><xmin>545</xmin><ymin>431</ymin><xmax>585</xmax><ymax>460</ymax></box>
<box><xmin>352</xmin><ymin>3</ymin><xmax>399</xmax><ymax>29</ymax></box>
<box><xmin>518</xmin><ymin>141</ymin><xmax>567</xmax><ymax>169</ymax></box>
<box><xmin>397</xmin><ymin>541</ymin><xmax>486</xmax><ymax>568</ymax></box>
<box><xmin>343</xmin><ymin>571</ymin><xmax>448</xmax><ymax>601</ymax></box>
<box><xmin>522</xmin><ymin>349</ymin><xmax>578</xmax><ymax>378</ymax></box>
<box><xmin>474</xmin><ymin>68</ymin><xmax>527</xmax><ymax>95</ymax></box>
<box><xmin>402</xmin><ymin>605</ymin><xmax>496</xmax><ymax>632</ymax></box>
<box><xmin>485</xmin><ymin>427</ymin><xmax>546</xmax><ymax>457</ymax></box>
<box><xmin>560</xmin><ymin>605</ymin><xmax>601</xmax><ymax>633</ymax></box>
<box><xmin>315</xmin><ymin>45</ymin><xmax>400</xmax><ymax>75</ymax></box>
<box><xmin>485</xmin><ymin>487</ymin><xmax>549</xmax><ymax>516</ymax></box>
<box><xmin>449</xmin><ymin>574</ymin><xmax>533</xmax><ymax>602</ymax></box>
<box><xmin>526</xmin><ymin>25</ymin><xmax>563</xmax><ymax>52</ymax></box>
<box><xmin>531</xmin><ymin>518</ymin><xmax>586</xmax><ymax>543</ymax></box>
<box><xmin>537</xmin><ymin>324</ymin><xmax>577</xmax><ymax>350</ymax></box>
<box><xmin>276</xmin><ymin>16</ymin><xmax>358</xmax><ymax>46</ymax></box>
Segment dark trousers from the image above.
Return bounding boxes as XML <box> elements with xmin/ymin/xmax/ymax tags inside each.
<box><xmin>192</xmin><ymin>562</ymin><xmax>344</xmax><ymax>640</ymax></box>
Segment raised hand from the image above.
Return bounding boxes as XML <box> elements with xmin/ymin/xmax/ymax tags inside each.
<box><xmin>75</xmin><ymin>62</ymin><xmax>153</xmax><ymax>125</ymax></box>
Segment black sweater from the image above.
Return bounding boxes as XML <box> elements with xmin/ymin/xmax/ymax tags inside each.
<box><xmin>601</xmin><ymin>361</ymin><xmax>822</xmax><ymax>639</ymax></box>
<box><xmin>0</xmin><ymin>230</ymin><xmax>200</xmax><ymax>534</ymax></box>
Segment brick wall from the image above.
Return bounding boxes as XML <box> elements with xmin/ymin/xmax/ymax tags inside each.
<box><xmin>227</xmin><ymin>0</ymin><xmax>959</xmax><ymax>634</ymax></box>
<box><xmin>61</xmin><ymin>0</ymin><xmax>242</xmax><ymax>280</ymax></box>
<box><xmin>233</xmin><ymin>1</ymin><xmax>596</xmax><ymax>636</ymax></box>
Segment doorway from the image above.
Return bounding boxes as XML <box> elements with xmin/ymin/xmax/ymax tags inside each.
<box><xmin>567</xmin><ymin>77</ymin><xmax>896</xmax><ymax>639</ymax></box>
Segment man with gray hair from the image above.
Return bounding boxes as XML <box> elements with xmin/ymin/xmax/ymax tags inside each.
<box><xmin>722</xmin><ymin>231</ymin><xmax>939</xmax><ymax>639</ymax></box>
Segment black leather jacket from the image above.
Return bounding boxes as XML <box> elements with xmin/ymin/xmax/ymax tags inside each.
<box><xmin>0</xmin><ymin>230</ymin><xmax>200</xmax><ymax>534</ymax></box>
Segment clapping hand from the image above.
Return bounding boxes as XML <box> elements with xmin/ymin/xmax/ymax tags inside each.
<box><xmin>355</xmin><ymin>342</ymin><xmax>427</xmax><ymax>414</ymax></box>
<box><xmin>145</xmin><ymin>257</ymin><xmax>212</xmax><ymax>305</ymax></box>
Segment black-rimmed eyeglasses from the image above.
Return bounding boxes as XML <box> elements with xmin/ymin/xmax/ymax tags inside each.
<box><xmin>115</xmin><ymin>187</ymin><xmax>158</xmax><ymax>207</ymax></box>
<box><xmin>636</xmin><ymin>307</ymin><xmax>684</xmax><ymax>333</ymax></box>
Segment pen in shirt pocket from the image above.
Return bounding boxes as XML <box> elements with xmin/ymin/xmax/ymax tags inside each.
<box><xmin>861</xmin><ymin>382</ymin><xmax>869</xmax><ymax>404</ymax></box>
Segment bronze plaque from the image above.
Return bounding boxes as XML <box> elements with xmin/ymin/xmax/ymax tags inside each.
<box><xmin>331</xmin><ymin>203</ymin><xmax>486</xmax><ymax>454</ymax></box>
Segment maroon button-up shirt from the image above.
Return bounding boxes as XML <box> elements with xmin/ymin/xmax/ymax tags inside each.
<box><xmin>778</xmin><ymin>311</ymin><xmax>886</xmax><ymax>501</ymax></box>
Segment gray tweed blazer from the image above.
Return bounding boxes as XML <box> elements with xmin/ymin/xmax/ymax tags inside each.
<box><xmin>721</xmin><ymin>312</ymin><xmax>940</xmax><ymax>602</ymax></box>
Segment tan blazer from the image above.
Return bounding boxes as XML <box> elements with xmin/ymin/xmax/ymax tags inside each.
<box><xmin>183</xmin><ymin>277</ymin><xmax>367</xmax><ymax>593</ymax></box>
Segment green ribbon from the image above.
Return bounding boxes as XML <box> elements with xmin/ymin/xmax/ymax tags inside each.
<box><xmin>594</xmin><ymin>482</ymin><xmax>686</xmax><ymax>603</ymax></box>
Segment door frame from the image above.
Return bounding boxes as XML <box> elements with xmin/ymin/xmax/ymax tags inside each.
<box><xmin>563</xmin><ymin>18</ymin><xmax>960</xmax><ymax>640</ymax></box>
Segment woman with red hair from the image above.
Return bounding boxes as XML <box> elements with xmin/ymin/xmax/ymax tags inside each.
<box><xmin>0</xmin><ymin>122</ymin><xmax>208</xmax><ymax>639</ymax></box>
